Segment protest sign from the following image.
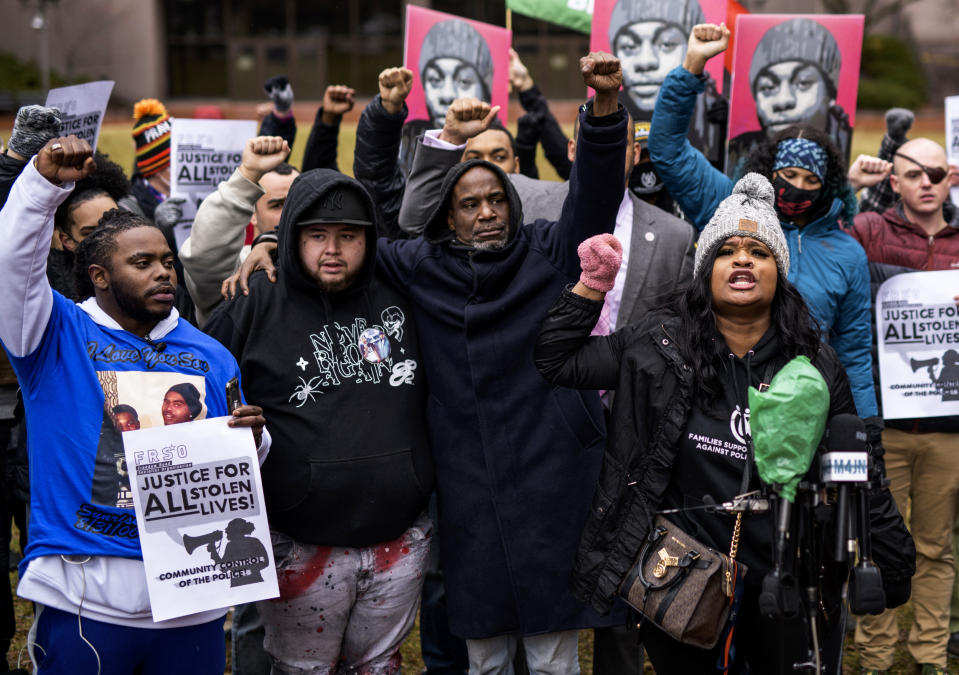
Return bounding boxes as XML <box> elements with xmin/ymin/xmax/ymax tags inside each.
<box><xmin>404</xmin><ymin>6</ymin><xmax>511</xmax><ymax>129</ymax></box>
<box><xmin>44</xmin><ymin>81</ymin><xmax>114</xmax><ymax>151</ymax></box>
<box><xmin>877</xmin><ymin>269</ymin><xmax>959</xmax><ymax>419</ymax></box>
<box><xmin>590</xmin><ymin>0</ymin><xmax>727</xmax><ymax>164</ymax></box>
<box><xmin>169</xmin><ymin>118</ymin><xmax>257</xmax><ymax>249</ymax></box>
<box><xmin>946</xmin><ymin>96</ymin><xmax>959</xmax><ymax>206</ymax></box>
<box><xmin>506</xmin><ymin>0</ymin><xmax>592</xmax><ymax>34</ymax></box>
<box><xmin>123</xmin><ymin>416</ymin><xmax>277</xmax><ymax>622</ymax></box>
<box><xmin>726</xmin><ymin>14</ymin><xmax>863</xmax><ymax>176</ymax></box>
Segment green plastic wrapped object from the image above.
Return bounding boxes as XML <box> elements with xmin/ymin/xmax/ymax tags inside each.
<box><xmin>747</xmin><ymin>355</ymin><xmax>830</xmax><ymax>502</ymax></box>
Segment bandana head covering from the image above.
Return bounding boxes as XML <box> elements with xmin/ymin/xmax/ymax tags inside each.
<box><xmin>772</xmin><ymin>137</ymin><xmax>828</xmax><ymax>181</ymax></box>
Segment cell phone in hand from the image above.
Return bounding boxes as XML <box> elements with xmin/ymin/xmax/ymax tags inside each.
<box><xmin>226</xmin><ymin>377</ymin><xmax>241</xmax><ymax>412</ymax></box>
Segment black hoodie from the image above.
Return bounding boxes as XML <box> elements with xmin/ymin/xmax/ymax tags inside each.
<box><xmin>205</xmin><ymin>169</ymin><xmax>432</xmax><ymax>547</ymax></box>
<box><xmin>660</xmin><ymin>327</ymin><xmax>787</xmax><ymax>584</ymax></box>
<box><xmin>0</xmin><ymin>152</ymin><xmax>27</xmax><ymax>210</ymax></box>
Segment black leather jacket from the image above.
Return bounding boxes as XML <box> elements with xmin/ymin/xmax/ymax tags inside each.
<box><xmin>534</xmin><ymin>288</ymin><xmax>916</xmax><ymax>615</ymax></box>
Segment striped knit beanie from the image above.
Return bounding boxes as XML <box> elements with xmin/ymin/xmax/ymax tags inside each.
<box><xmin>132</xmin><ymin>99</ymin><xmax>172</xmax><ymax>177</ymax></box>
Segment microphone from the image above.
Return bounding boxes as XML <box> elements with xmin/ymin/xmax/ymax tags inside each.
<box><xmin>822</xmin><ymin>414</ymin><xmax>867</xmax><ymax>563</ymax></box>
<box><xmin>144</xmin><ymin>336</ymin><xmax>167</xmax><ymax>353</ymax></box>
<box><xmin>822</xmin><ymin>414</ymin><xmax>885</xmax><ymax>614</ymax></box>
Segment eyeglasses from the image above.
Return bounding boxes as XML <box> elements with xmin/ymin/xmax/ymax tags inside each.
<box><xmin>894</xmin><ymin>152</ymin><xmax>949</xmax><ymax>184</ymax></box>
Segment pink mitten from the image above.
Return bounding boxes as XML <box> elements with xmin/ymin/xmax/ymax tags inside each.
<box><xmin>577</xmin><ymin>233</ymin><xmax>623</xmax><ymax>292</ymax></box>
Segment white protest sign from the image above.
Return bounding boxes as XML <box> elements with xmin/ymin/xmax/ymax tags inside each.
<box><xmin>877</xmin><ymin>269</ymin><xmax>959</xmax><ymax>419</ymax></box>
<box><xmin>170</xmin><ymin>118</ymin><xmax>256</xmax><ymax>249</ymax></box>
<box><xmin>946</xmin><ymin>95</ymin><xmax>959</xmax><ymax>206</ymax></box>
<box><xmin>45</xmin><ymin>80</ymin><xmax>114</xmax><ymax>151</ymax></box>
<box><xmin>123</xmin><ymin>416</ymin><xmax>278</xmax><ymax>622</ymax></box>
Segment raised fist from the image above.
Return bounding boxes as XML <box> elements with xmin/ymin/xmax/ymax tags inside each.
<box><xmin>239</xmin><ymin>136</ymin><xmax>291</xmax><ymax>184</ymax></box>
<box><xmin>581</xmin><ymin>52</ymin><xmax>622</xmax><ymax>93</ymax></box>
<box><xmin>378</xmin><ymin>67</ymin><xmax>414</xmax><ymax>115</ymax></box>
<box><xmin>848</xmin><ymin>154</ymin><xmax>893</xmax><ymax>192</ymax></box>
<box><xmin>322</xmin><ymin>85</ymin><xmax>356</xmax><ymax>123</ymax></box>
<box><xmin>578</xmin><ymin>233</ymin><xmax>623</xmax><ymax>293</ymax></box>
<box><xmin>580</xmin><ymin>52</ymin><xmax>622</xmax><ymax>116</ymax></box>
<box><xmin>684</xmin><ymin>23</ymin><xmax>730</xmax><ymax>75</ymax></box>
<box><xmin>509</xmin><ymin>48</ymin><xmax>534</xmax><ymax>94</ymax></box>
<box><xmin>153</xmin><ymin>197</ymin><xmax>185</xmax><ymax>231</ymax></box>
<box><xmin>438</xmin><ymin>98</ymin><xmax>501</xmax><ymax>146</ymax></box>
<box><xmin>36</xmin><ymin>136</ymin><xmax>95</xmax><ymax>185</ymax></box>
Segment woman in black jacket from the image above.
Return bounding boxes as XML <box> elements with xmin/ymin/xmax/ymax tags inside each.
<box><xmin>535</xmin><ymin>174</ymin><xmax>915</xmax><ymax>674</ymax></box>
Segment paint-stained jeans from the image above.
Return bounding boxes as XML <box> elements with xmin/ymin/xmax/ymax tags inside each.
<box><xmin>259</xmin><ymin>513</ymin><xmax>431</xmax><ymax>675</ymax></box>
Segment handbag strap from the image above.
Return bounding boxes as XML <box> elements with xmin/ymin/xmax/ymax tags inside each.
<box><xmin>638</xmin><ymin>547</ymin><xmax>707</xmax><ymax>591</ymax></box>
<box><xmin>727</xmin><ymin>359</ymin><xmax>775</xmax><ymax>559</ymax></box>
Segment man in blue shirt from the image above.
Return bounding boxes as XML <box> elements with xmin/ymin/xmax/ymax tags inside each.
<box><xmin>0</xmin><ymin>135</ymin><xmax>268</xmax><ymax>674</ymax></box>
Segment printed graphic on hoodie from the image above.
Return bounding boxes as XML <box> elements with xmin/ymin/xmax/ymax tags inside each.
<box><xmin>685</xmin><ymin>405</ymin><xmax>750</xmax><ymax>463</ymax></box>
<box><xmin>90</xmin><ymin>370</ymin><xmax>208</xmax><ymax>510</ymax></box>
<box><xmin>290</xmin><ymin>306</ymin><xmax>417</xmax><ymax>406</ymax></box>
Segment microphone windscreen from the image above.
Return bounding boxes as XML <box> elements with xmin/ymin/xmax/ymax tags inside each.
<box><xmin>825</xmin><ymin>414</ymin><xmax>866</xmax><ymax>453</ymax></box>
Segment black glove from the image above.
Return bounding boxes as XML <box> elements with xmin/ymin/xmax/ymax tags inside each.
<box><xmin>885</xmin><ymin>107</ymin><xmax>914</xmax><ymax>143</ymax></box>
<box><xmin>883</xmin><ymin>575</ymin><xmax>911</xmax><ymax>609</ymax></box>
<box><xmin>516</xmin><ymin>110</ymin><xmax>544</xmax><ymax>148</ymax></box>
<box><xmin>705</xmin><ymin>97</ymin><xmax>729</xmax><ymax>127</ymax></box>
<box><xmin>863</xmin><ymin>415</ymin><xmax>887</xmax><ymax>491</ymax></box>
<box><xmin>153</xmin><ymin>196</ymin><xmax>185</xmax><ymax>231</ymax></box>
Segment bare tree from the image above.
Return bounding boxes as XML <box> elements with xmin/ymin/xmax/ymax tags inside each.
<box><xmin>819</xmin><ymin>0</ymin><xmax>923</xmax><ymax>34</ymax></box>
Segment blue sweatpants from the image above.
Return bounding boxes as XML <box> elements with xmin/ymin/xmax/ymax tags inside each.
<box><xmin>30</xmin><ymin>605</ymin><xmax>225</xmax><ymax>674</ymax></box>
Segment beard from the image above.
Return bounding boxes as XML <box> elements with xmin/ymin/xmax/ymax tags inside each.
<box><xmin>470</xmin><ymin>223</ymin><xmax>509</xmax><ymax>251</ymax></box>
<box><xmin>472</xmin><ymin>238</ymin><xmax>507</xmax><ymax>251</ymax></box>
<box><xmin>315</xmin><ymin>266</ymin><xmax>362</xmax><ymax>294</ymax></box>
<box><xmin>111</xmin><ymin>276</ymin><xmax>174</xmax><ymax>325</ymax></box>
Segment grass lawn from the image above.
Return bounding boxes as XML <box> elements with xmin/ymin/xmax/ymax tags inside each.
<box><xmin>5</xmin><ymin>570</ymin><xmax>959</xmax><ymax>673</ymax></box>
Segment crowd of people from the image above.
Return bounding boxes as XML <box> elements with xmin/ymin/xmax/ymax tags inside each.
<box><xmin>0</xmin><ymin>16</ymin><xmax>957</xmax><ymax>675</ymax></box>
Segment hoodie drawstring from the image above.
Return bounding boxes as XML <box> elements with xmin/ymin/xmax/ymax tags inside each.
<box><xmin>727</xmin><ymin>350</ymin><xmax>756</xmax><ymax>494</ymax></box>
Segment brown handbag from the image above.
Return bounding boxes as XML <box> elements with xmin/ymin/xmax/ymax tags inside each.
<box><xmin>618</xmin><ymin>513</ymin><xmax>746</xmax><ymax>650</ymax></box>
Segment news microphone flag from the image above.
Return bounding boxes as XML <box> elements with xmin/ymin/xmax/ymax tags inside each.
<box><xmin>506</xmin><ymin>0</ymin><xmax>592</xmax><ymax>34</ymax></box>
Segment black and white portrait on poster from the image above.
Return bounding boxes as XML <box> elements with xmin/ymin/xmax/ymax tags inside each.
<box><xmin>590</xmin><ymin>0</ymin><xmax>728</xmax><ymax>167</ymax></box>
<box><xmin>877</xmin><ymin>270</ymin><xmax>959</xmax><ymax>419</ymax></box>
<box><xmin>726</xmin><ymin>14</ymin><xmax>863</xmax><ymax>177</ymax></box>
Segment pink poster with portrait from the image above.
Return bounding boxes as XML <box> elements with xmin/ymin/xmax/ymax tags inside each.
<box><xmin>726</xmin><ymin>14</ymin><xmax>863</xmax><ymax>176</ymax></box>
<box><xmin>590</xmin><ymin>0</ymin><xmax>727</xmax><ymax>164</ymax></box>
<box><xmin>403</xmin><ymin>6</ymin><xmax>511</xmax><ymax>129</ymax></box>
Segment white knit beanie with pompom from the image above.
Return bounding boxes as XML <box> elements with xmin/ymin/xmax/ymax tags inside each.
<box><xmin>693</xmin><ymin>173</ymin><xmax>790</xmax><ymax>278</ymax></box>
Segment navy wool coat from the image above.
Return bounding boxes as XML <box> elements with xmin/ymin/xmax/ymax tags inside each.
<box><xmin>376</xmin><ymin>108</ymin><xmax>629</xmax><ymax>638</ymax></box>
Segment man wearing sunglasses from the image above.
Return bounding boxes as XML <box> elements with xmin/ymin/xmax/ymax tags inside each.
<box><xmin>849</xmin><ymin>137</ymin><xmax>959</xmax><ymax>675</ymax></box>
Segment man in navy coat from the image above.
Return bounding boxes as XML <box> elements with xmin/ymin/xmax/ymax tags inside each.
<box><xmin>373</xmin><ymin>52</ymin><xmax>627</xmax><ymax>673</ymax></box>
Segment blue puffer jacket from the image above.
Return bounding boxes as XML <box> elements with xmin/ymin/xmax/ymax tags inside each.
<box><xmin>649</xmin><ymin>66</ymin><xmax>878</xmax><ymax>418</ymax></box>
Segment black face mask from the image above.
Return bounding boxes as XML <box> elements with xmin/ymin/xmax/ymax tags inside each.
<box><xmin>772</xmin><ymin>175</ymin><xmax>822</xmax><ymax>219</ymax></box>
<box><xmin>629</xmin><ymin>161</ymin><xmax>664</xmax><ymax>196</ymax></box>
